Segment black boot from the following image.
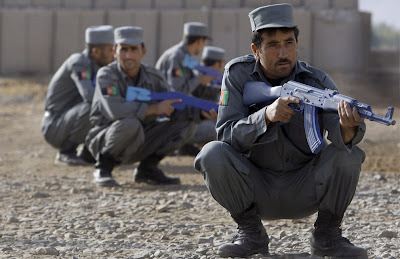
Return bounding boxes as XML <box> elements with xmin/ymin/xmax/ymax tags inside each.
<box><xmin>133</xmin><ymin>155</ymin><xmax>180</xmax><ymax>185</ymax></box>
<box><xmin>77</xmin><ymin>145</ymin><xmax>96</xmax><ymax>164</ymax></box>
<box><xmin>93</xmin><ymin>153</ymin><xmax>117</xmax><ymax>186</ymax></box>
<box><xmin>217</xmin><ymin>204</ymin><xmax>269</xmax><ymax>258</ymax></box>
<box><xmin>55</xmin><ymin>140</ymin><xmax>90</xmax><ymax>166</ymax></box>
<box><xmin>310</xmin><ymin>210</ymin><xmax>368</xmax><ymax>258</ymax></box>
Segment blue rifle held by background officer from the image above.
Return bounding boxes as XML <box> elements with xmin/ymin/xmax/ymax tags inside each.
<box><xmin>243</xmin><ymin>80</ymin><xmax>396</xmax><ymax>154</ymax></box>
<box><xmin>126</xmin><ymin>86</ymin><xmax>219</xmax><ymax>112</ymax></box>
<box><xmin>183</xmin><ymin>54</ymin><xmax>223</xmax><ymax>85</ymax></box>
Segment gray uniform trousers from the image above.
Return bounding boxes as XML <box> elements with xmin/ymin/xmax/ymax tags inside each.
<box><xmin>41</xmin><ymin>102</ymin><xmax>91</xmax><ymax>149</ymax></box>
<box><xmin>86</xmin><ymin>117</ymin><xmax>190</xmax><ymax>164</ymax></box>
<box><xmin>194</xmin><ymin>141</ymin><xmax>365</xmax><ymax>220</ymax></box>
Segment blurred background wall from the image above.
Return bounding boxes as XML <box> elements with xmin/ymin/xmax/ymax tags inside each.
<box><xmin>0</xmin><ymin>0</ymin><xmax>371</xmax><ymax>74</ymax></box>
<box><xmin>0</xmin><ymin>0</ymin><xmax>399</xmax><ymax>105</ymax></box>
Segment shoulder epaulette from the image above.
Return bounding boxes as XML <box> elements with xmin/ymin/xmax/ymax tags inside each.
<box><xmin>225</xmin><ymin>54</ymin><xmax>255</xmax><ymax>70</ymax></box>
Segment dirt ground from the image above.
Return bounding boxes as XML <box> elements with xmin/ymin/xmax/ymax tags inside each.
<box><xmin>0</xmin><ymin>75</ymin><xmax>399</xmax><ymax>258</ymax></box>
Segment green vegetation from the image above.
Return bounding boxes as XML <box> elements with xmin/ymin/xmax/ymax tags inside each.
<box><xmin>371</xmin><ymin>23</ymin><xmax>400</xmax><ymax>50</ymax></box>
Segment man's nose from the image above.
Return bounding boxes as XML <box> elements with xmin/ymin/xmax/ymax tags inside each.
<box><xmin>278</xmin><ymin>46</ymin><xmax>288</xmax><ymax>58</ymax></box>
<box><xmin>125</xmin><ymin>50</ymin><xmax>134</xmax><ymax>58</ymax></box>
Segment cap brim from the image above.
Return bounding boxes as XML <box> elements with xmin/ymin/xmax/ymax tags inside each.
<box><xmin>255</xmin><ymin>22</ymin><xmax>297</xmax><ymax>31</ymax></box>
<box><xmin>115</xmin><ymin>39</ymin><xmax>143</xmax><ymax>45</ymax></box>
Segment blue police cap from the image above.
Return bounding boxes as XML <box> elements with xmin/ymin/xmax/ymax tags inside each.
<box><xmin>85</xmin><ymin>25</ymin><xmax>114</xmax><ymax>44</ymax></box>
<box><xmin>248</xmin><ymin>4</ymin><xmax>297</xmax><ymax>32</ymax></box>
<box><xmin>114</xmin><ymin>26</ymin><xmax>144</xmax><ymax>45</ymax></box>
<box><xmin>202</xmin><ymin>46</ymin><xmax>225</xmax><ymax>61</ymax></box>
<box><xmin>183</xmin><ymin>22</ymin><xmax>210</xmax><ymax>38</ymax></box>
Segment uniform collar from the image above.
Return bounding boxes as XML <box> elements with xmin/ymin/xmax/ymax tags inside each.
<box><xmin>178</xmin><ymin>41</ymin><xmax>191</xmax><ymax>55</ymax></box>
<box><xmin>116</xmin><ymin>62</ymin><xmax>151</xmax><ymax>86</ymax></box>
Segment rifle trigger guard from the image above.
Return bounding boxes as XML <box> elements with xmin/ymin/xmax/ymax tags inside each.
<box><xmin>288</xmin><ymin>102</ymin><xmax>302</xmax><ymax>112</ymax></box>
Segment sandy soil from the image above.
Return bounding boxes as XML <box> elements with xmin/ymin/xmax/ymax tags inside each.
<box><xmin>0</xmin><ymin>76</ymin><xmax>399</xmax><ymax>258</ymax></box>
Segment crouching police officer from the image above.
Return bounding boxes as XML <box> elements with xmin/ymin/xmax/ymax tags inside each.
<box><xmin>195</xmin><ymin>4</ymin><xmax>367</xmax><ymax>258</ymax></box>
<box><xmin>41</xmin><ymin>25</ymin><xmax>114</xmax><ymax>166</ymax></box>
<box><xmin>86</xmin><ymin>26</ymin><xmax>190</xmax><ymax>186</ymax></box>
<box><xmin>185</xmin><ymin>46</ymin><xmax>226</xmax><ymax>155</ymax></box>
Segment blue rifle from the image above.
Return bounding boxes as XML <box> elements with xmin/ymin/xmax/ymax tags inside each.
<box><xmin>243</xmin><ymin>80</ymin><xmax>396</xmax><ymax>154</ymax></box>
<box><xmin>183</xmin><ymin>54</ymin><xmax>223</xmax><ymax>85</ymax></box>
<box><xmin>194</xmin><ymin>65</ymin><xmax>223</xmax><ymax>85</ymax></box>
<box><xmin>126</xmin><ymin>86</ymin><xmax>219</xmax><ymax>112</ymax></box>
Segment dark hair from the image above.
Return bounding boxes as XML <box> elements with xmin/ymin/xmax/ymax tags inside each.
<box><xmin>86</xmin><ymin>43</ymin><xmax>110</xmax><ymax>54</ymax></box>
<box><xmin>251</xmin><ymin>27</ymin><xmax>299</xmax><ymax>48</ymax></box>
<box><xmin>201</xmin><ymin>58</ymin><xmax>219</xmax><ymax>66</ymax></box>
<box><xmin>112</xmin><ymin>42</ymin><xmax>146</xmax><ymax>49</ymax></box>
<box><xmin>183</xmin><ymin>35</ymin><xmax>207</xmax><ymax>45</ymax></box>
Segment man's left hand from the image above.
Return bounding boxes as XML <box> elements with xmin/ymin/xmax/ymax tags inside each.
<box><xmin>338</xmin><ymin>100</ymin><xmax>364</xmax><ymax>144</ymax></box>
<box><xmin>338</xmin><ymin>100</ymin><xmax>364</xmax><ymax>128</ymax></box>
<box><xmin>201</xmin><ymin>109</ymin><xmax>218</xmax><ymax>120</ymax></box>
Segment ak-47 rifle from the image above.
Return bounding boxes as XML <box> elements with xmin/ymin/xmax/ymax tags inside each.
<box><xmin>243</xmin><ymin>80</ymin><xmax>396</xmax><ymax>154</ymax></box>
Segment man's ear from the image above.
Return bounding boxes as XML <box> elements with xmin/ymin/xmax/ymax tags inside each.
<box><xmin>113</xmin><ymin>45</ymin><xmax>117</xmax><ymax>58</ymax></box>
<box><xmin>141</xmin><ymin>45</ymin><xmax>147</xmax><ymax>57</ymax></box>
<box><xmin>251</xmin><ymin>43</ymin><xmax>260</xmax><ymax>60</ymax></box>
<box><xmin>91</xmin><ymin>47</ymin><xmax>100</xmax><ymax>59</ymax></box>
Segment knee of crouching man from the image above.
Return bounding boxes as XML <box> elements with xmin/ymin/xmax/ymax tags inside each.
<box><xmin>194</xmin><ymin>141</ymin><xmax>226</xmax><ymax>174</ymax></box>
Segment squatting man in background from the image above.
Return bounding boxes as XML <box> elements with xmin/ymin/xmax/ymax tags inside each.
<box><xmin>156</xmin><ymin>22</ymin><xmax>218</xmax><ymax>156</ymax></box>
<box><xmin>187</xmin><ymin>46</ymin><xmax>226</xmax><ymax>155</ymax></box>
<box><xmin>195</xmin><ymin>3</ymin><xmax>368</xmax><ymax>258</ymax></box>
<box><xmin>41</xmin><ymin>25</ymin><xmax>114</xmax><ymax>166</ymax></box>
<box><xmin>86</xmin><ymin>26</ymin><xmax>191</xmax><ymax>186</ymax></box>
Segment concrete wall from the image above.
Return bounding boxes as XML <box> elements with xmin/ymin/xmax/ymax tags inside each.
<box><xmin>0</xmin><ymin>9</ymin><xmax>53</xmax><ymax>74</ymax></box>
<box><xmin>0</xmin><ymin>0</ymin><xmax>370</xmax><ymax>75</ymax></box>
<box><xmin>0</xmin><ymin>0</ymin><xmax>360</xmax><ymax>9</ymax></box>
<box><xmin>312</xmin><ymin>9</ymin><xmax>368</xmax><ymax>73</ymax></box>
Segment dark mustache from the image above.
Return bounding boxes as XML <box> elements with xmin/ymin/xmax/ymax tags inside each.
<box><xmin>275</xmin><ymin>59</ymin><xmax>291</xmax><ymax>65</ymax></box>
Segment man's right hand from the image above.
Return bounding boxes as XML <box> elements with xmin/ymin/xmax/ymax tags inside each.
<box><xmin>147</xmin><ymin>99</ymin><xmax>182</xmax><ymax>117</ymax></box>
<box><xmin>265</xmin><ymin>97</ymin><xmax>299</xmax><ymax>125</ymax></box>
<box><xmin>198</xmin><ymin>74</ymin><xmax>218</xmax><ymax>86</ymax></box>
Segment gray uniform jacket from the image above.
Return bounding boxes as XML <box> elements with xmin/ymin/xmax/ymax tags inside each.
<box><xmin>218</xmin><ymin>55</ymin><xmax>366</xmax><ymax>173</ymax></box>
<box><xmin>155</xmin><ymin>41</ymin><xmax>200</xmax><ymax>95</ymax></box>
<box><xmin>41</xmin><ymin>49</ymin><xmax>100</xmax><ymax>149</ymax></box>
<box><xmin>88</xmin><ymin>61</ymin><xmax>191</xmax><ymax>162</ymax></box>
<box><xmin>90</xmin><ymin>61</ymin><xmax>173</xmax><ymax>127</ymax></box>
<box><xmin>44</xmin><ymin>49</ymin><xmax>98</xmax><ymax>114</ymax></box>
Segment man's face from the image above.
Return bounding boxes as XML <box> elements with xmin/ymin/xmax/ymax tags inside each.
<box><xmin>251</xmin><ymin>30</ymin><xmax>298</xmax><ymax>79</ymax></box>
<box><xmin>93</xmin><ymin>44</ymin><xmax>114</xmax><ymax>67</ymax></box>
<box><xmin>115</xmin><ymin>43</ymin><xmax>145</xmax><ymax>75</ymax></box>
<box><xmin>195</xmin><ymin>38</ymin><xmax>207</xmax><ymax>55</ymax></box>
<box><xmin>213</xmin><ymin>60</ymin><xmax>225</xmax><ymax>73</ymax></box>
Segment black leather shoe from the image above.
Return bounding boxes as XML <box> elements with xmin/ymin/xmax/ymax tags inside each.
<box><xmin>133</xmin><ymin>167</ymin><xmax>180</xmax><ymax>185</ymax></box>
<box><xmin>310</xmin><ymin>228</ymin><xmax>368</xmax><ymax>259</ymax></box>
<box><xmin>93</xmin><ymin>169</ymin><xmax>117</xmax><ymax>186</ymax></box>
<box><xmin>217</xmin><ymin>205</ymin><xmax>269</xmax><ymax>258</ymax></box>
<box><xmin>77</xmin><ymin>146</ymin><xmax>96</xmax><ymax>164</ymax></box>
<box><xmin>55</xmin><ymin>152</ymin><xmax>91</xmax><ymax>166</ymax></box>
<box><xmin>311</xmin><ymin>210</ymin><xmax>368</xmax><ymax>259</ymax></box>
